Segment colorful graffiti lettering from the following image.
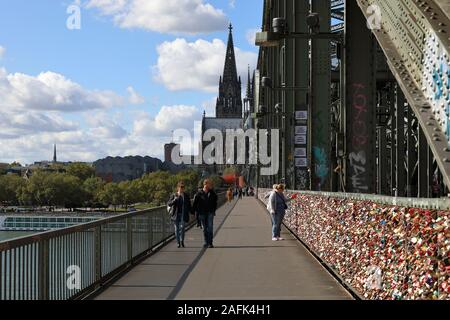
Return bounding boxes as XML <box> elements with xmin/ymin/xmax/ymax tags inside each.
<box><xmin>349</xmin><ymin>150</ymin><xmax>369</xmax><ymax>191</ymax></box>
<box><xmin>349</xmin><ymin>83</ymin><xmax>370</xmax><ymax>192</ymax></box>
<box><xmin>313</xmin><ymin>147</ymin><xmax>328</xmax><ymax>189</ymax></box>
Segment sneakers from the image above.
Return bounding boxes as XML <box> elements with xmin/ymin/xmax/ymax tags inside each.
<box><xmin>272</xmin><ymin>237</ymin><xmax>278</xmax><ymax>241</ymax></box>
<box><xmin>203</xmin><ymin>244</ymin><xmax>209</xmax><ymax>248</ymax></box>
<box><xmin>277</xmin><ymin>237</ymin><xmax>284</xmax><ymax>241</ymax></box>
<box><xmin>208</xmin><ymin>244</ymin><xmax>214</xmax><ymax>248</ymax></box>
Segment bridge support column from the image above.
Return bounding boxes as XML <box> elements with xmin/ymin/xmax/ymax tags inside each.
<box><xmin>344</xmin><ymin>0</ymin><xmax>376</xmax><ymax>193</ymax></box>
<box><xmin>94</xmin><ymin>226</ymin><xmax>102</xmax><ymax>283</ymax></box>
<box><xmin>418</xmin><ymin>127</ymin><xmax>428</xmax><ymax>198</ymax></box>
<box><xmin>310</xmin><ymin>0</ymin><xmax>331</xmax><ymax>191</ymax></box>
<box><xmin>38</xmin><ymin>239</ymin><xmax>49</xmax><ymax>300</ymax></box>
<box><xmin>396</xmin><ymin>87</ymin><xmax>406</xmax><ymax>197</ymax></box>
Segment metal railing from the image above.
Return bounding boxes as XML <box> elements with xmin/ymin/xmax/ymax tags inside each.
<box><xmin>0</xmin><ymin>192</ymin><xmax>226</xmax><ymax>300</ymax></box>
<box><xmin>258</xmin><ymin>188</ymin><xmax>449</xmax><ymax>300</ymax></box>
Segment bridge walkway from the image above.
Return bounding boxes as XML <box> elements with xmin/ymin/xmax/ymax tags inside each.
<box><xmin>95</xmin><ymin>197</ymin><xmax>352</xmax><ymax>300</ymax></box>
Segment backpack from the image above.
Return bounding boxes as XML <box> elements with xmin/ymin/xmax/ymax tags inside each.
<box><xmin>167</xmin><ymin>195</ymin><xmax>176</xmax><ymax>217</ymax></box>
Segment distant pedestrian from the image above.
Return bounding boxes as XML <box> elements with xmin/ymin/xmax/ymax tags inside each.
<box><xmin>266</xmin><ymin>184</ymin><xmax>288</xmax><ymax>241</ymax></box>
<box><xmin>226</xmin><ymin>188</ymin><xmax>233</xmax><ymax>203</ymax></box>
<box><xmin>238</xmin><ymin>188</ymin><xmax>243</xmax><ymax>199</ymax></box>
<box><xmin>193</xmin><ymin>179</ymin><xmax>218</xmax><ymax>248</ymax></box>
<box><xmin>167</xmin><ymin>181</ymin><xmax>193</xmax><ymax>248</ymax></box>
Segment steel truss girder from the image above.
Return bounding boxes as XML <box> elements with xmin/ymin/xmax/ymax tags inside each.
<box><xmin>344</xmin><ymin>0</ymin><xmax>377</xmax><ymax>194</ymax></box>
<box><xmin>356</xmin><ymin>0</ymin><xmax>450</xmax><ymax>191</ymax></box>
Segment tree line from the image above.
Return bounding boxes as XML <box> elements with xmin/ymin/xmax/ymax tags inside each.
<box><xmin>0</xmin><ymin>163</ymin><xmax>222</xmax><ymax>211</ymax></box>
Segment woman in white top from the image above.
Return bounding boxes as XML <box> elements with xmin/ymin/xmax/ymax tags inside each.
<box><xmin>266</xmin><ymin>184</ymin><xmax>288</xmax><ymax>241</ymax></box>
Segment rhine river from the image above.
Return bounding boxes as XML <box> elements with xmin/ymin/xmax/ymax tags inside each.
<box><xmin>0</xmin><ymin>231</ymin><xmax>37</xmax><ymax>242</ymax></box>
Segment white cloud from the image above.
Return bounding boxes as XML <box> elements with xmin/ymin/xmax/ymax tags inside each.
<box><xmin>127</xmin><ymin>86</ymin><xmax>145</xmax><ymax>104</ymax></box>
<box><xmin>229</xmin><ymin>0</ymin><xmax>236</xmax><ymax>8</ymax></box>
<box><xmin>85</xmin><ymin>0</ymin><xmax>228</xmax><ymax>34</ymax></box>
<box><xmin>0</xmin><ymin>46</ymin><xmax>5</xmax><ymax>59</ymax></box>
<box><xmin>0</xmin><ymin>68</ymin><xmax>125</xmax><ymax>112</ymax></box>
<box><xmin>246</xmin><ymin>28</ymin><xmax>259</xmax><ymax>46</ymax></box>
<box><xmin>0</xmin><ymin>104</ymin><xmax>205</xmax><ymax>164</ymax></box>
<box><xmin>154</xmin><ymin>38</ymin><xmax>257</xmax><ymax>92</ymax></box>
<box><xmin>0</xmin><ymin>110</ymin><xmax>78</xmax><ymax>139</ymax></box>
<box><xmin>201</xmin><ymin>96</ymin><xmax>217</xmax><ymax>117</ymax></box>
<box><xmin>89</xmin><ymin>124</ymin><xmax>127</xmax><ymax>139</ymax></box>
<box><xmin>133</xmin><ymin>105</ymin><xmax>201</xmax><ymax>136</ymax></box>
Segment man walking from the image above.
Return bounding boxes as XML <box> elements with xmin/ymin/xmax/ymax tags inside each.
<box><xmin>193</xmin><ymin>179</ymin><xmax>218</xmax><ymax>248</ymax></box>
<box><xmin>167</xmin><ymin>181</ymin><xmax>192</xmax><ymax>248</ymax></box>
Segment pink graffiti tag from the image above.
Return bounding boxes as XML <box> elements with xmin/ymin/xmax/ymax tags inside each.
<box><xmin>349</xmin><ymin>83</ymin><xmax>369</xmax><ymax>192</ymax></box>
<box><xmin>352</xmin><ymin>83</ymin><xmax>369</xmax><ymax>146</ymax></box>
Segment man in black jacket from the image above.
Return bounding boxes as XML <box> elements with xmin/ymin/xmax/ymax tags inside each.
<box><xmin>193</xmin><ymin>186</ymin><xmax>203</xmax><ymax>228</ymax></box>
<box><xmin>167</xmin><ymin>181</ymin><xmax>192</xmax><ymax>248</ymax></box>
<box><xmin>192</xmin><ymin>179</ymin><xmax>218</xmax><ymax>248</ymax></box>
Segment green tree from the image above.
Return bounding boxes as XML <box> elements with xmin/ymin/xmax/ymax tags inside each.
<box><xmin>119</xmin><ymin>180</ymin><xmax>142</xmax><ymax>210</ymax></box>
<box><xmin>24</xmin><ymin>170</ymin><xmax>51</xmax><ymax>206</ymax></box>
<box><xmin>175</xmin><ymin>170</ymin><xmax>200</xmax><ymax>195</ymax></box>
<box><xmin>83</xmin><ymin>177</ymin><xmax>106</xmax><ymax>207</ymax></box>
<box><xmin>0</xmin><ymin>163</ymin><xmax>8</xmax><ymax>175</ymax></box>
<box><xmin>61</xmin><ymin>174</ymin><xmax>85</xmax><ymax>209</ymax></box>
<box><xmin>9</xmin><ymin>162</ymin><xmax>22</xmax><ymax>167</ymax></box>
<box><xmin>206</xmin><ymin>175</ymin><xmax>223</xmax><ymax>190</ymax></box>
<box><xmin>0</xmin><ymin>174</ymin><xmax>26</xmax><ymax>205</ymax></box>
<box><xmin>140</xmin><ymin>171</ymin><xmax>173</xmax><ymax>205</ymax></box>
<box><xmin>223</xmin><ymin>166</ymin><xmax>239</xmax><ymax>175</ymax></box>
<box><xmin>98</xmin><ymin>183</ymin><xmax>123</xmax><ymax>211</ymax></box>
<box><xmin>66</xmin><ymin>162</ymin><xmax>95</xmax><ymax>181</ymax></box>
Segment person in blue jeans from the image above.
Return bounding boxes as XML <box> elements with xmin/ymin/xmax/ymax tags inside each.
<box><xmin>267</xmin><ymin>184</ymin><xmax>288</xmax><ymax>241</ymax></box>
<box><xmin>193</xmin><ymin>179</ymin><xmax>218</xmax><ymax>248</ymax></box>
<box><xmin>167</xmin><ymin>181</ymin><xmax>193</xmax><ymax>248</ymax></box>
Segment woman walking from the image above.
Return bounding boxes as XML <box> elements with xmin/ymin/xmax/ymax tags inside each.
<box><xmin>266</xmin><ymin>184</ymin><xmax>288</xmax><ymax>241</ymax></box>
<box><xmin>167</xmin><ymin>181</ymin><xmax>192</xmax><ymax>248</ymax></box>
<box><xmin>226</xmin><ymin>187</ymin><xmax>233</xmax><ymax>203</ymax></box>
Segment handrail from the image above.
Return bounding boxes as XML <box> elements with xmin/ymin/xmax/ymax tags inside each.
<box><xmin>0</xmin><ymin>205</ymin><xmax>165</xmax><ymax>251</ymax></box>
<box><xmin>287</xmin><ymin>190</ymin><xmax>450</xmax><ymax>210</ymax></box>
<box><xmin>0</xmin><ymin>192</ymin><xmax>226</xmax><ymax>300</ymax></box>
<box><xmin>258</xmin><ymin>188</ymin><xmax>449</xmax><ymax>300</ymax></box>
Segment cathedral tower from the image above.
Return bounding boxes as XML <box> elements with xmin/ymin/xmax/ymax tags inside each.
<box><xmin>216</xmin><ymin>23</ymin><xmax>243</xmax><ymax>118</ymax></box>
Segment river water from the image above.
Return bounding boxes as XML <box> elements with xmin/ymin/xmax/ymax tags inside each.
<box><xmin>0</xmin><ymin>231</ymin><xmax>37</xmax><ymax>242</ymax></box>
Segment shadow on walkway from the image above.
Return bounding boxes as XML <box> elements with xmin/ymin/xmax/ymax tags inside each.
<box><xmin>95</xmin><ymin>198</ymin><xmax>352</xmax><ymax>300</ymax></box>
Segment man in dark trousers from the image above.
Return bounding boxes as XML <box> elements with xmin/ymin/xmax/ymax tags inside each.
<box><xmin>193</xmin><ymin>179</ymin><xmax>218</xmax><ymax>248</ymax></box>
<box><xmin>167</xmin><ymin>181</ymin><xmax>193</xmax><ymax>248</ymax></box>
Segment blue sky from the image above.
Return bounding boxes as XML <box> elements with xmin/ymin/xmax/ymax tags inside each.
<box><xmin>0</xmin><ymin>0</ymin><xmax>263</xmax><ymax>164</ymax></box>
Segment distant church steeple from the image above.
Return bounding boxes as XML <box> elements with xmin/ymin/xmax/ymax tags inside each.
<box><xmin>216</xmin><ymin>23</ymin><xmax>242</xmax><ymax>118</ymax></box>
<box><xmin>53</xmin><ymin>144</ymin><xmax>57</xmax><ymax>163</ymax></box>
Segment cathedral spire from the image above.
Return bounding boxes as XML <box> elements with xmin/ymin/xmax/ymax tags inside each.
<box><xmin>223</xmin><ymin>22</ymin><xmax>238</xmax><ymax>84</ymax></box>
<box><xmin>246</xmin><ymin>65</ymin><xmax>251</xmax><ymax>99</ymax></box>
<box><xmin>215</xmin><ymin>22</ymin><xmax>242</xmax><ymax>118</ymax></box>
<box><xmin>53</xmin><ymin>144</ymin><xmax>57</xmax><ymax>163</ymax></box>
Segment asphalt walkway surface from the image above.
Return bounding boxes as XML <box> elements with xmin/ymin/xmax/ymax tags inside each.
<box><xmin>95</xmin><ymin>197</ymin><xmax>352</xmax><ymax>300</ymax></box>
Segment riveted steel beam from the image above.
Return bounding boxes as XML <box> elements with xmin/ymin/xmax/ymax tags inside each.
<box><xmin>356</xmin><ymin>0</ymin><xmax>450</xmax><ymax>191</ymax></box>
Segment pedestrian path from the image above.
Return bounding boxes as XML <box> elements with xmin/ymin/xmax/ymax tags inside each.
<box><xmin>95</xmin><ymin>197</ymin><xmax>352</xmax><ymax>300</ymax></box>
